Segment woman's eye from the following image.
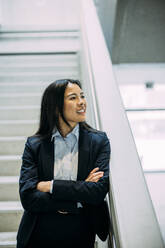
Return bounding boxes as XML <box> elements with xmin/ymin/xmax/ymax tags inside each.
<box><xmin>70</xmin><ymin>97</ymin><xmax>76</xmax><ymax>100</ymax></box>
<box><xmin>81</xmin><ymin>95</ymin><xmax>85</xmax><ymax>98</ymax></box>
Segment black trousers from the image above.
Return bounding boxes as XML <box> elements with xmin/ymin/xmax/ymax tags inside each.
<box><xmin>27</xmin><ymin>209</ymin><xmax>95</xmax><ymax>248</ymax></box>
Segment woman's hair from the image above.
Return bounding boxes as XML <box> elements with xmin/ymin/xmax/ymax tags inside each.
<box><xmin>35</xmin><ymin>79</ymin><xmax>94</xmax><ymax>139</ymax></box>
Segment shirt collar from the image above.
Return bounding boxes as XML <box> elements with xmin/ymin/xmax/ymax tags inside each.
<box><xmin>51</xmin><ymin>124</ymin><xmax>79</xmax><ymax>141</ymax></box>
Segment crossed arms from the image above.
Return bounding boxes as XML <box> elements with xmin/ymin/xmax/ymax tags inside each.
<box><xmin>19</xmin><ymin>134</ymin><xmax>110</xmax><ymax>213</ymax></box>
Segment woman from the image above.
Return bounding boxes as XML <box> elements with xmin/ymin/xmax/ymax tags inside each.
<box><xmin>17</xmin><ymin>79</ymin><xmax>110</xmax><ymax>248</ymax></box>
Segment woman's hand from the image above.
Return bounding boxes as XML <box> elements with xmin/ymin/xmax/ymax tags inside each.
<box><xmin>37</xmin><ymin>181</ymin><xmax>51</xmax><ymax>193</ymax></box>
<box><xmin>85</xmin><ymin>167</ymin><xmax>104</xmax><ymax>182</ymax></box>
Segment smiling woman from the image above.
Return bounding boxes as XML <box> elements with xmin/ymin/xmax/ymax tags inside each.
<box><xmin>17</xmin><ymin>79</ymin><xmax>111</xmax><ymax>248</ymax></box>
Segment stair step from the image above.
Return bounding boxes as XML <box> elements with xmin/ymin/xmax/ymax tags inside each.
<box><xmin>0</xmin><ymin>93</ymin><xmax>41</xmax><ymax>97</ymax></box>
<box><xmin>0</xmin><ymin>93</ymin><xmax>41</xmax><ymax>106</ymax></box>
<box><xmin>0</xmin><ymin>137</ymin><xmax>26</xmax><ymax>155</ymax></box>
<box><xmin>0</xmin><ymin>38</ymin><xmax>79</xmax><ymax>54</ymax></box>
<box><xmin>0</xmin><ymin>65</ymin><xmax>78</xmax><ymax>73</ymax></box>
<box><xmin>0</xmin><ymin>71</ymin><xmax>79</xmax><ymax>82</ymax></box>
<box><xmin>0</xmin><ymin>30</ymin><xmax>79</xmax><ymax>39</ymax></box>
<box><xmin>0</xmin><ymin>232</ymin><xmax>16</xmax><ymax>248</ymax></box>
<box><xmin>0</xmin><ymin>54</ymin><xmax>78</xmax><ymax>64</ymax></box>
<box><xmin>0</xmin><ymin>177</ymin><xmax>19</xmax><ymax>201</ymax></box>
<box><xmin>0</xmin><ymin>106</ymin><xmax>40</xmax><ymax>120</ymax></box>
<box><xmin>0</xmin><ymin>156</ymin><xmax>21</xmax><ymax>176</ymax></box>
<box><xmin>0</xmin><ymin>61</ymin><xmax>77</xmax><ymax>67</ymax></box>
<box><xmin>0</xmin><ymin>120</ymin><xmax>38</xmax><ymax>136</ymax></box>
<box><xmin>0</xmin><ymin>82</ymin><xmax>48</xmax><ymax>93</ymax></box>
<box><xmin>0</xmin><ymin>202</ymin><xmax>23</xmax><ymax>232</ymax></box>
<box><xmin>0</xmin><ymin>24</ymin><xmax>79</xmax><ymax>32</ymax></box>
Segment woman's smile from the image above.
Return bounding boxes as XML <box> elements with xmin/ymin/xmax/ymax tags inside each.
<box><xmin>77</xmin><ymin>108</ymin><xmax>86</xmax><ymax>114</ymax></box>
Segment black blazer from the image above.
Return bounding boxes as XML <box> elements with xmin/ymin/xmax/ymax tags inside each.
<box><xmin>17</xmin><ymin>125</ymin><xmax>111</xmax><ymax>248</ymax></box>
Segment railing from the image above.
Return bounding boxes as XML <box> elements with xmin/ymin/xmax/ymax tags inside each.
<box><xmin>79</xmin><ymin>0</ymin><xmax>164</xmax><ymax>247</ymax></box>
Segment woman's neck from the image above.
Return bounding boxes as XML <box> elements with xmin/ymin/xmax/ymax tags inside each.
<box><xmin>58</xmin><ymin>117</ymin><xmax>77</xmax><ymax>137</ymax></box>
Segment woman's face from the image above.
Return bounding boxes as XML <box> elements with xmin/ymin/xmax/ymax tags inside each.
<box><xmin>63</xmin><ymin>83</ymin><xmax>87</xmax><ymax>128</ymax></box>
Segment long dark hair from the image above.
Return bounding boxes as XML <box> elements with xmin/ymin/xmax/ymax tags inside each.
<box><xmin>35</xmin><ymin>79</ymin><xmax>94</xmax><ymax>139</ymax></box>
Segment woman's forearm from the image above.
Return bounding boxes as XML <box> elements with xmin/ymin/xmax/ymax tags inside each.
<box><xmin>51</xmin><ymin>177</ymin><xmax>109</xmax><ymax>205</ymax></box>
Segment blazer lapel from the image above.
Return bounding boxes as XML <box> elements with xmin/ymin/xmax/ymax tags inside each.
<box><xmin>39</xmin><ymin>127</ymin><xmax>92</xmax><ymax>181</ymax></box>
<box><xmin>77</xmin><ymin>126</ymin><xmax>92</xmax><ymax>181</ymax></box>
<box><xmin>39</xmin><ymin>137</ymin><xmax>54</xmax><ymax>180</ymax></box>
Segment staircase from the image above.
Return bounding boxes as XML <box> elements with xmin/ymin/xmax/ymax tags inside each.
<box><xmin>0</xmin><ymin>29</ymin><xmax>80</xmax><ymax>247</ymax></box>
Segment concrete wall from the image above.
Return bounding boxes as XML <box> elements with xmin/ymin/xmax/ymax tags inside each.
<box><xmin>0</xmin><ymin>0</ymin><xmax>80</xmax><ymax>27</ymax></box>
<box><xmin>94</xmin><ymin>0</ymin><xmax>118</xmax><ymax>53</ymax></box>
<box><xmin>96</xmin><ymin>0</ymin><xmax>165</xmax><ymax>63</ymax></box>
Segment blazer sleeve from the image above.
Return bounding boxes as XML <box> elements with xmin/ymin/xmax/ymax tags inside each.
<box><xmin>19</xmin><ymin>138</ymin><xmax>72</xmax><ymax>213</ymax></box>
<box><xmin>51</xmin><ymin>132</ymin><xmax>110</xmax><ymax>205</ymax></box>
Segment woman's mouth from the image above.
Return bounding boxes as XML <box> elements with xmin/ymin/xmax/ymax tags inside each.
<box><xmin>77</xmin><ymin>108</ymin><xmax>86</xmax><ymax>114</ymax></box>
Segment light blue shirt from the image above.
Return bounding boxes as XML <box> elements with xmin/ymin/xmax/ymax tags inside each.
<box><xmin>52</xmin><ymin>124</ymin><xmax>79</xmax><ymax>181</ymax></box>
<box><xmin>50</xmin><ymin>124</ymin><xmax>79</xmax><ymax>195</ymax></box>
<box><xmin>50</xmin><ymin>124</ymin><xmax>83</xmax><ymax>208</ymax></box>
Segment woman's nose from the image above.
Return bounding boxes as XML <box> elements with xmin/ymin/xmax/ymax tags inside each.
<box><xmin>78</xmin><ymin>97</ymin><xmax>84</xmax><ymax>105</ymax></box>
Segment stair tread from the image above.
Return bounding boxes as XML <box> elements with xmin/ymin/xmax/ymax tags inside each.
<box><xmin>0</xmin><ymin>82</ymin><xmax>49</xmax><ymax>85</ymax></box>
<box><xmin>0</xmin><ymin>62</ymin><xmax>77</xmax><ymax>67</ymax></box>
<box><xmin>0</xmin><ymin>31</ymin><xmax>79</xmax><ymax>37</ymax></box>
<box><xmin>0</xmin><ymin>177</ymin><xmax>19</xmax><ymax>184</ymax></box>
<box><xmin>0</xmin><ymin>54</ymin><xmax>77</xmax><ymax>62</ymax></box>
<box><xmin>0</xmin><ymin>137</ymin><xmax>26</xmax><ymax>141</ymax></box>
<box><xmin>0</xmin><ymin>93</ymin><xmax>41</xmax><ymax>97</ymax></box>
<box><xmin>0</xmin><ymin>120</ymin><xmax>38</xmax><ymax>124</ymax></box>
<box><xmin>0</xmin><ymin>232</ymin><xmax>16</xmax><ymax>243</ymax></box>
<box><xmin>0</xmin><ymin>105</ymin><xmax>40</xmax><ymax>110</ymax></box>
<box><xmin>0</xmin><ymin>202</ymin><xmax>22</xmax><ymax>212</ymax></box>
<box><xmin>0</xmin><ymin>241</ymin><xmax>16</xmax><ymax>246</ymax></box>
<box><xmin>0</xmin><ymin>156</ymin><xmax>21</xmax><ymax>161</ymax></box>
<box><xmin>0</xmin><ymin>70</ymin><xmax>77</xmax><ymax>76</ymax></box>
